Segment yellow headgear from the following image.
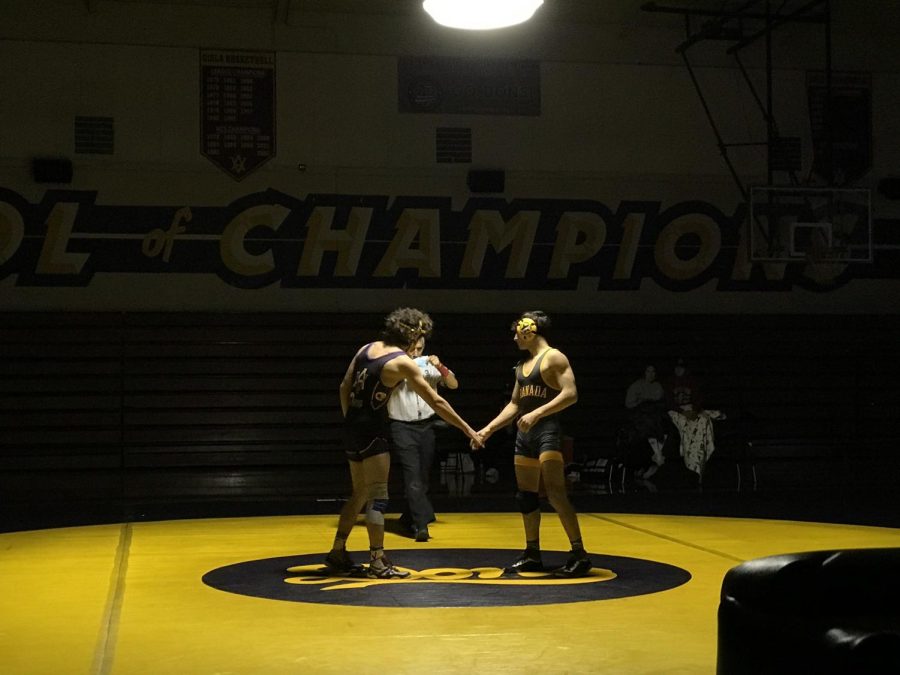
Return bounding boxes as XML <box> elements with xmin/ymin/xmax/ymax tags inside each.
<box><xmin>516</xmin><ymin>317</ymin><xmax>537</xmax><ymax>337</ymax></box>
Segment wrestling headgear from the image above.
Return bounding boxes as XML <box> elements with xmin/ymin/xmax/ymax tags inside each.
<box><xmin>399</xmin><ymin>319</ymin><xmax>427</xmax><ymax>343</ymax></box>
<box><xmin>515</xmin><ymin>317</ymin><xmax>537</xmax><ymax>337</ymax></box>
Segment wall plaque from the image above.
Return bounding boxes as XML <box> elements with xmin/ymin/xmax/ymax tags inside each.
<box><xmin>201</xmin><ymin>50</ymin><xmax>276</xmax><ymax>180</ymax></box>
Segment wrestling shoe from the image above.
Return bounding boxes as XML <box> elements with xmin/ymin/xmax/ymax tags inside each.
<box><xmin>323</xmin><ymin>549</ymin><xmax>356</xmax><ymax>574</ymax></box>
<box><xmin>553</xmin><ymin>550</ymin><xmax>593</xmax><ymax>578</ymax></box>
<box><xmin>506</xmin><ymin>550</ymin><xmax>544</xmax><ymax>573</ymax></box>
<box><xmin>414</xmin><ymin>527</ymin><xmax>430</xmax><ymax>542</ymax></box>
<box><xmin>367</xmin><ymin>555</ymin><xmax>410</xmax><ymax>579</ymax></box>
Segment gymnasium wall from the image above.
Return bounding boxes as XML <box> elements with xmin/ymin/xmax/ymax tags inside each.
<box><xmin>1</xmin><ymin>2</ymin><xmax>899</xmax><ymax>502</ymax></box>
<box><xmin>1</xmin><ymin>0</ymin><xmax>899</xmax><ymax>315</ymax></box>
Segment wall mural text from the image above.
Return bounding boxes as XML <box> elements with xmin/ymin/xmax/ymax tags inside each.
<box><xmin>1</xmin><ymin>188</ymin><xmax>895</xmax><ymax>292</ymax></box>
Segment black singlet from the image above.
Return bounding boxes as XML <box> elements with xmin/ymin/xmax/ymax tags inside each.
<box><xmin>515</xmin><ymin>349</ymin><xmax>560</xmax><ymax>415</ymax></box>
<box><xmin>343</xmin><ymin>344</ymin><xmax>405</xmax><ymax>459</ymax></box>
<box><xmin>514</xmin><ymin>348</ymin><xmax>564</xmax><ymax>458</ymax></box>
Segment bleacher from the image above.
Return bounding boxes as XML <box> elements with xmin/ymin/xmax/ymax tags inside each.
<box><xmin>1</xmin><ymin>312</ymin><xmax>898</xmax><ymax>509</ymax></box>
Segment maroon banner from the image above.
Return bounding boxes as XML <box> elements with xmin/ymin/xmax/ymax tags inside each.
<box><xmin>200</xmin><ymin>50</ymin><xmax>276</xmax><ymax>181</ymax></box>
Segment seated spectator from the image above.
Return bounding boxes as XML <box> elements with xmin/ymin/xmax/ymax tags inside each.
<box><xmin>624</xmin><ymin>364</ymin><xmax>668</xmax><ymax>478</ymax></box>
<box><xmin>665</xmin><ymin>357</ymin><xmax>702</xmax><ymax>418</ymax></box>
<box><xmin>664</xmin><ymin>358</ymin><xmax>725</xmax><ymax>482</ymax></box>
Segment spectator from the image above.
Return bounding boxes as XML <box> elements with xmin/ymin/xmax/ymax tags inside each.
<box><xmin>664</xmin><ymin>358</ymin><xmax>724</xmax><ymax>482</ymax></box>
<box><xmin>665</xmin><ymin>358</ymin><xmax>702</xmax><ymax>417</ymax></box>
<box><xmin>624</xmin><ymin>364</ymin><xmax>668</xmax><ymax>478</ymax></box>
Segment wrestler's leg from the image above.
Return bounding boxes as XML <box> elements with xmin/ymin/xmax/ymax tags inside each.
<box><xmin>539</xmin><ymin>450</ymin><xmax>583</xmax><ymax>543</ymax></box>
<box><xmin>514</xmin><ymin>455</ymin><xmax>542</xmax><ymax>542</ymax></box>
<box><xmin>506</xmin><ymin>455</ymin><xmax>544</xmax><ymax>572</ymax></box>
<box><xmin>325</xmin><ymin>459</ymin><xmax>368</xmax><ymax>571</ymax></box>
<box><xmin>540</xmin><ymin>450</ymin><xmax>592</xmax><ymax>577</ymax></box>
<box><xmin>360</xmin><ymin>450</ymin><xmax>390</xmax><ymax>549</ymax></box>
<box><xmin>361</xmin><ymin>450</ymin><xmax>409</xmax><ymax>578</ymax></box>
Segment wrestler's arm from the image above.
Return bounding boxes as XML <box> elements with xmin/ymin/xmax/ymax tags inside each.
<box><xmin>478</xmin><ymin>382</ymin><xmax>521</xmax><ymax>442</ymax></box>
<box><xmin>520</xmin><ymin>350</ymin><xmax>578</xmax><ymax>427</ymax></box>
<box><xmin>396</xmin><ymin>356</ymin><xmax>483</xmax><ymax>447</ymax></box>
<box><xmin>339</xmin><ymin>346</ymin><xmax>365</xmax><ymax>417</ymax></box>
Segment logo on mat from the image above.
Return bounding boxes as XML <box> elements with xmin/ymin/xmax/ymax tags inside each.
<box><xmin>202</xmin><ymin>549</ymin><xmax>691</xmax><ymax>607</ymax></box>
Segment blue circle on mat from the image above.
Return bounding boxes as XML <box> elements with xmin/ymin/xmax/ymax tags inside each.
<box><xmin>202</xmin><ymin>549</ymin><xmax>691</xmax><ymax>607</ymax></box>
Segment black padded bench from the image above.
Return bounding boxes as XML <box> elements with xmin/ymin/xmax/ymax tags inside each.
<box><xmin>718</xmin><ymin>548</ymin><xmax>900</xmax><ymax>674</ymax></box>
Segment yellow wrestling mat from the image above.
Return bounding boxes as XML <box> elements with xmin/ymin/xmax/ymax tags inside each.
<box><xmin>2</xmin><ymin>512</ymin><xmax>899</xmax><ymax>674</ymax></box>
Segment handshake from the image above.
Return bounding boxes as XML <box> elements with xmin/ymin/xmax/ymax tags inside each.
<box><xmin>468</xmin><ymin>428</ymin><xmax>487</xmax><ymax>450</ymax></box>
<box><xmin>466</xmin><ymin>411</ymin><xmax>540</xmax><ymax>450</ymax></box>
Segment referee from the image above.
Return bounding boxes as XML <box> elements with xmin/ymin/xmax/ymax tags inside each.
<box><xmin>388</xmin><ymin>335</ymin><xmax>458</xmax><ymax>542</ymax></box>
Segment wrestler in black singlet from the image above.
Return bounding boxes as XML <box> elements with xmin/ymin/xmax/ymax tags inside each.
<box><xmin>514</xmin><ymin>348</ymin><xmax>563</xmax><ymax>459</ymax></box>
<box><xmin>343</xmin><ymin>343</ymin><xmax>405</xmax><ymax>461</ymax></box>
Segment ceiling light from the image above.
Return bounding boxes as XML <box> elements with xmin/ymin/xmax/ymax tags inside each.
<box><xmin>423</xmin><ymin>0</ymin><xmax>544</xmax><ymax>31</ymax></box>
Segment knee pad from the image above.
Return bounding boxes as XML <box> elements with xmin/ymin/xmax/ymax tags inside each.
<box><xmin>366</xmin><ymin>483</ymin><xmax>389</xmax><ymax>525</ymax></box>
<box><xmin>515</xmin><ymin>490</ymin><xmax>540</xmax><ymax>514</ymax></box>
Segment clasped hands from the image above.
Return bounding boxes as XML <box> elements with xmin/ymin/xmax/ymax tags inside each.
<box><xmin>468</xmin><ymin>412</ymin><xmax>539</xmax><ymax>449</ymax></box>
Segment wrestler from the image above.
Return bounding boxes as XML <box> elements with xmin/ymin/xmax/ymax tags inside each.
<box><xmin>324</xmin><ymin>307</ymin><xmax>482</xmax><ymax>578</ymax></box>
<box><xmin>475</xmin><ymin>311</ymin><xmax>592</xmax><ymax>578</ymax></box>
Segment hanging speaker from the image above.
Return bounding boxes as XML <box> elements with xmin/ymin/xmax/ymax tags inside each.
<box><xmin>467</xmin><ymin>169</ymin><xmax>505</xmax><ymax>193</ymax></box>
<box><xmin>32</xmin><ymin>158</ymin><xmax>73</xmax><ymax>184</ymax></box>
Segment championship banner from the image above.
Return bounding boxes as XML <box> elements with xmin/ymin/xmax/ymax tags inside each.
<box><xmin>1</xmin><ymin>187</ymin><xmax>895</xmax><ymax>293</ymax></box>
<box><xmin>200</xmin><ymin>50</ymin><xmax>276</xmax><ymax>180</ymax></box>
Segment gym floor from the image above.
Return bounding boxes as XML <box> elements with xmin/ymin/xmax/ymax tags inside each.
<box><xmin>2</xmin><ymin>506</ymin><xmax>899</xmax><ymax>675</ymax></box>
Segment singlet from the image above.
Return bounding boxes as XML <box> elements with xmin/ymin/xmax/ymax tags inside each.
<box><xmin>345</xmin><ymin>343</ymin><xmax>405</xmax><ymax>435</ymax></box>
<box><xmin>515</xmin><ymin>348</ymin><xmax>561</xmax><ymax>416</ymax></box>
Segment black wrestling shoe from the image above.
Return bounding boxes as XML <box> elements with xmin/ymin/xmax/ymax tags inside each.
<box><xmin>414</xmin><ymin>526</ymin><xmax>430</xmax><ymax>542</ymax></box>
<box><xmin>554</xmin><ymin>550</ymin><xmax>593</xmax><ymax>578</ymax></box>
<box><xmin>367</xmin><ymin>556</ymin><xmax>410</xmax><ymax>579</ymax></box>
<box><xmin>323</xmin><ymin>549</ymin><xmax>357</xmax><ymax>574</ymax></box>
<box><xmin>506</xmin><ymin>550</ymin><xmax>543</xmax><ymax>573</ymax></box>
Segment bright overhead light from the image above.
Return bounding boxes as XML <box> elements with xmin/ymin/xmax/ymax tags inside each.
<box><xmin>423</xmin><ymin>0</ymin><xmax>544</xmax><ymax>31</ymax></box>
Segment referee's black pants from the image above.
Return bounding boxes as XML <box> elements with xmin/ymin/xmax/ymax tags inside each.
<box><xmin>389</xmin><ymin>418</ymin><xmax>437</xmax><ymax>531</ymax></box>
